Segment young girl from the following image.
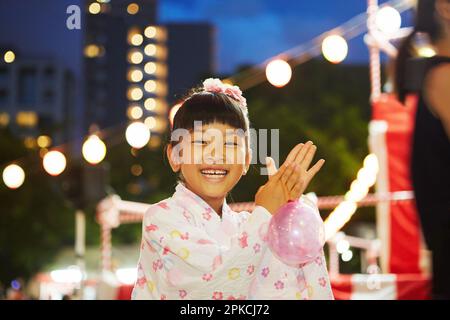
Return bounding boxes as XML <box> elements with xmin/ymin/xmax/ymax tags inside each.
<box><xmin>131</xmin><ymin>78</ymin><xmax>334</xmax><ymax>300</ymax></box>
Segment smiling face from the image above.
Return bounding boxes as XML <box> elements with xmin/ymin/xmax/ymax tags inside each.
<box><xmin>167</xmin><ymin>122</ymin><xmax>251</xmax><ymax>204</ymax></box>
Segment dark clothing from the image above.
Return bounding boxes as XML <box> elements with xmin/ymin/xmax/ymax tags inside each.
<box><xmin>411</xmin><ymin>56</ymin><xmax>450</xmax><ymax>299</ymax></box>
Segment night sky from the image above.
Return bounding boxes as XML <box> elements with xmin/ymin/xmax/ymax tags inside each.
<box><xmin>159</xmin><ymin>0</ymin><xmax>413</xmax><ymax>73</ymax></box>
<box><xmin>0</xmin><ymin>0</ymin><xmax>413</xmax><ymax>75</ymax></box>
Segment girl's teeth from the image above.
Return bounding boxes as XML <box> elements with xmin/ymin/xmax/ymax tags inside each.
<box><xmin>201</xmin><ymin>169</ymin><xmax>227</xmax><ymax>175</ymax></box>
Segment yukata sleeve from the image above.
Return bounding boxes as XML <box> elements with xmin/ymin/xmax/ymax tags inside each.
<box><xmin>299</xmin><ymin>195</ymin><xmax>334</xmax><ymax>299</ymax></box>
<box><xmin>300</xmin><ymin>250</ymin><xmax>334</xmax><ymax>300</ymax></box>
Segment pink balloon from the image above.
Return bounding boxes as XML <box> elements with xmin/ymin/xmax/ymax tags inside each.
<box><xmin>267</xmin><ymin>200</ymin><xmax>325</xmax><ymax>266</ymax></box>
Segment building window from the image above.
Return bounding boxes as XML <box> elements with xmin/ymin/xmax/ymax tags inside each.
<box><xmin>0</xmin><ymin>67</ymin><xmax>9</xmax><ymax>83</ymax></box>
<box><xmin>0</xmin><ymin>88</ymin><xmax>8</xmax><ymax>105</ymax></box>
<box><xmin>18</xmin><ymin>68</ymin><xmax>37</xmax><ymax>105</ymax></box>
<box><xmin>44</xmin><ymin>67</ymin><xmax>55</xmax><ymax>81</ymax></box>
<box><xmin>42</xmin><ymin>90</ymin><xmax>54</xmax><ymax>104</ymax></box>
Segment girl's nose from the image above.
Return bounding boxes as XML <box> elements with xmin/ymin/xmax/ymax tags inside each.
<box><xmin>203</xmin><ymin>145</ymin><xmax>225</xmax><ymax>164</ymax></box>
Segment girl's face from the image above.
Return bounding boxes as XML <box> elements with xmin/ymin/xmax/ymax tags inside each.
<box><xmin>168</xmin><ymin>122</ymin><xmax>251</xmax><ymax>202</ymax></box>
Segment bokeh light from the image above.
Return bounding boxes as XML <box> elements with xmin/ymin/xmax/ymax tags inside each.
<box><xmin>144</xmin><ymin>44</ymin><xmax>157</xmax><ymax>56</ymax></box>
<box><xmin>375</xmin><ymin>6</ymin><xmax>401</xmax><ymax>35</ymax></box>
<box><xmin>88</xmin><ymin>2</ymin><xmax>101</xmax><ymax>14</ymax></box>
<box><xmin>144</xmin><ymin>62</ymin><xmax>156</xmax><ymax>74</ymax></box>
<box><xmin>37</xmin><ymin>135</ymin><xmax>52</xmax><ymax>148</ymax></box>
<box><xmin>144</xmin><ymin>26</ymin><xmax>157</xmax><ymax>38</ymax></box>
<box><xmin>127</xmin><ymin>87</ymin><xmax>143</xmax><ymax>101</ymax></box>
<box><xmin>82</xmin><ymin>135</ymin><xmax>107</xmax><ymax>164</ymax></box>
<box><xmin>144</xmin><ymin>116</ymin><xmax>156</xmax><ymax>129</ymax></box>
<box><xmin>125</xmin><ymin>122</ymin><xmax>150</xmax><ymax>149</ymax></box>
<box><xmin>4</xmin><ymin>50</ymin><xmax>15</xmax><ymax>63</ymax></box>
<box><xmin>2</xmin><ymin>164</ymin><xmax>25</xmax><ymax>189</ymax></box>
<box><xmin>127</xmin><ymin>69</ymin><xmax>143</xmax><ymax>82</ymax></box>
<box><xmin>322</xmin><ymin>35</ymin><xmax>348</xmax><ymax>64</ymax></box>
<box><xmin>265</xmin><ymin>59</ymin><xmax>292</xmax><ymax>88</ymax></box>
<box><xmin>43</xmin><ymin>151</ymin><xmax>67</xmax><ymax>176</ymax></box>
<box><xmin>127</xmin><ymin>3</ymin><xmax>139</xmax><ymax>15</ymax></box>
<box><xmin>128</xmin><ymin>50</ymin><xmax>143</xmax><ymax>64</ymax></box>
<box><xmin>127</xmin><ymin>105</ymin><xmax>143</xmax><ymax>120</ymax></box>
<box><xmin>144</xmin><ymin>80</ymin><xmax>156</xmax><ymax>92</ymax></box>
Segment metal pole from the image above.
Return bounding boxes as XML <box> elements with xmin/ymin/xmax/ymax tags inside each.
<box><xmin>75</xmin><ymin>209</ymin><xmax>86</xmax><ymax>299</ymax></box>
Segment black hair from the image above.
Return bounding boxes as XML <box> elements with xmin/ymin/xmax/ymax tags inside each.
<box><xmin>169</xmin><ymin>90</ymin><xmax>250</xmax><ymax>147</ymax></box>
<box><xmin>394</xmin><ymin>0</ymin><xmax>447</xmax><ymax>102</ymax></box>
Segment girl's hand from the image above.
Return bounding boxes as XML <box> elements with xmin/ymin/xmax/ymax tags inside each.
<box><xmin>265</xmin><ymin>141</ymin><xmax>324</xmax><ymax>200</ymax></box>
<box><xmin>255</xmin><ymin>161</ymin><xmax>304</xmax><ymax>215</ymax></box>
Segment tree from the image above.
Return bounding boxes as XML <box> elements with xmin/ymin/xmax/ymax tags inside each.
<box><xmin>0</xmin><ymin>128</ymin><xmax>74</xmax><ymax>284</ymax></box>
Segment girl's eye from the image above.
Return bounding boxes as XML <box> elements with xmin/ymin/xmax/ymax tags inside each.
<box><xmin>225</xmin><ymin>142</ymin><xmax>238</xmax><ymax>146</ymax></box>
<box><xmin>193</xmin><ymin>140</ymin><xmax>207</xmax><ymax>145</ymax></box>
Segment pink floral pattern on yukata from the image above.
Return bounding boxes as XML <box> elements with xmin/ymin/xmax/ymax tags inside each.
<box><xmin>202</xmin><ymin>210</ymin><xmax>212</xmax><ymax>221</ymax></box>
<box><xmin>212</xmin><ymin>292</ymin><xmax>223</xmax><ymax>300</ymax></box>
<box><xmin>202</xmin><ymin>273</ymin><xmax>213</xmax><ymax>281</ymax></box>
<box><xmin>238</xmin><ymin>232</ymin><xmax>248</xmax><ymax>248</ymax></box>
<box><xmin>179</xmin><ymin>290</ymin><xmax>187</xmax><ymax>299</ymax></box>
<box><xmin>274</xmin><ymin>280</ymin><xmax>285</xmax><ymax>290</ymax></box>
<box><xmin>247</xmin><ymin>265</ymin><xmax>255</xmax><ymax>275</ymax></box>
<box><xmin>145</xmin><ymin>224</ymin><xmax>158</xmax><ymax>232</ymax></box>
<box><xmin>315</xmin><ymin>256</ymin><xmax>323</xmax><ymax>266</ymax></box>
<box><xmin>157</xmin><ymin>202</ymin><xmax>170</xmax><ymax>210</ymax></box>
<box><xmin>318</xmin><ymin>277</ymin><xmax>327</xmax><ymax>287</ymax></box>
<box><xmin>152</xmin><ymin>259</ymin><xmax>163</xmax><ymax>272</ymax></box>
<box><xmin>131</xmin><ymin>182</ymin><xmax>334</xmax><ymax>300</ymax></box>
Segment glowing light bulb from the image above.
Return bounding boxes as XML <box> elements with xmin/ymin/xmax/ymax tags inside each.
<box><xmin>322</xmin><ymin>35</ymin><xmax>348</xmax><ymax>64</ymax></box>
<box><xmin>2</xmin><ymin>164</ymin><xmax>25</xmax><ymax>189</ymax></box>
<box><xmin>376</xmin><ymin>6</ymin><xmax>401</xmax><ymax>35</ymax></box>
<box><xmin>43</xmin><ymin>151</ymin><xmax>66</xmax><ymax>176</ymax></box>
<box><xmin>82</xmin><ymin>135</ymin><xmax>107</xmax><ymax>164</ymax></box>
<box><xmin>126</xmin><ymin>122</ymin><xmax>150</xmax><ymax>149</ymax></box>
<box><xmin>265</xmin><ymin>59</ymin><xmax>292</xmax><ymax>88</ymax></box>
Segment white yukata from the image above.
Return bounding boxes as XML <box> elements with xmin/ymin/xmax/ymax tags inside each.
<box><xmin>132</xmin><ymin>182</ymin><xmax>334</xmax><ymax>300</ymax></box>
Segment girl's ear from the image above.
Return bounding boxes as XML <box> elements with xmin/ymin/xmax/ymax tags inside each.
<box><xmin>166</xmin><ymin>144</ymin><xmax>181</xmax><ymax>173</ymax></box>
<box><xmin>243</xmin><ymin>148</ymin><xmax>252</xmax><ymax>175</ymax></box>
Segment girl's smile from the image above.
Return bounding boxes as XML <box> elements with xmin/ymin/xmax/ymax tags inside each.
<box><xmin>199</xmin><ymin>166</ymin><xmax>229</xmax><ymax>182</ymax></box>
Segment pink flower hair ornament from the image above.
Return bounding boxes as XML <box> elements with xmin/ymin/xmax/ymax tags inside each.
<box><xmin>202</xmin><ymin>78</ymin><xmax>247</xmax><ymax>113</ymax></box>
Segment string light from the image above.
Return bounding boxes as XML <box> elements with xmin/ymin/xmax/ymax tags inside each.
<box><xmin>43</xmin><ymin>151</ymin><xmax>67</xmax><ymax>176</ymax></box>
<box><xmin>265</xmin><ymin>59</ymin><xmax>292</xmax><ymax>87</ymax></box>
<box><xmin>82</xmin><ymin>135</ymin><xmax>107</xmax><ymax>164</ymax></box>
<box><xmin>2</xmin><ymin>164</ymin><xmax>25</xmax><ymax>189</ymax></box>
<box><xmin>375</xmin><ymin>6</ymin><xmax>402</xmax><ymax>35</ymax></box>
<box><xmin>324</xmin><ymin>153</ymin><xmax>379</xmax><ymax>240</ymax></box>
<box><xmin>2</xmin><ymin>0</ymin><xmax>412</xmax><ymax>208</ymax></box>
<box><xmin>125</xmin><ymin>122</ymin><xmax>150</xmax><ymax>149</ymax></box>
<box><xmin>322</xmin><ymin>35</ymin><xmax>348</xmax><ymax>64</ymax></box>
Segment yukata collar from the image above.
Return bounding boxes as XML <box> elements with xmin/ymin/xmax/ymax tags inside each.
<box><xmin>173</xmin><ymin>182</ymin><xmax>233</xmax><ymax>220</ymax></box>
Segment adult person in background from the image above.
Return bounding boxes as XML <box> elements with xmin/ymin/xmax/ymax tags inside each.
<box><xmin>394</xmin><ymin>0</ymin><xmax>450</xmax><ymax>299</ymax></box>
